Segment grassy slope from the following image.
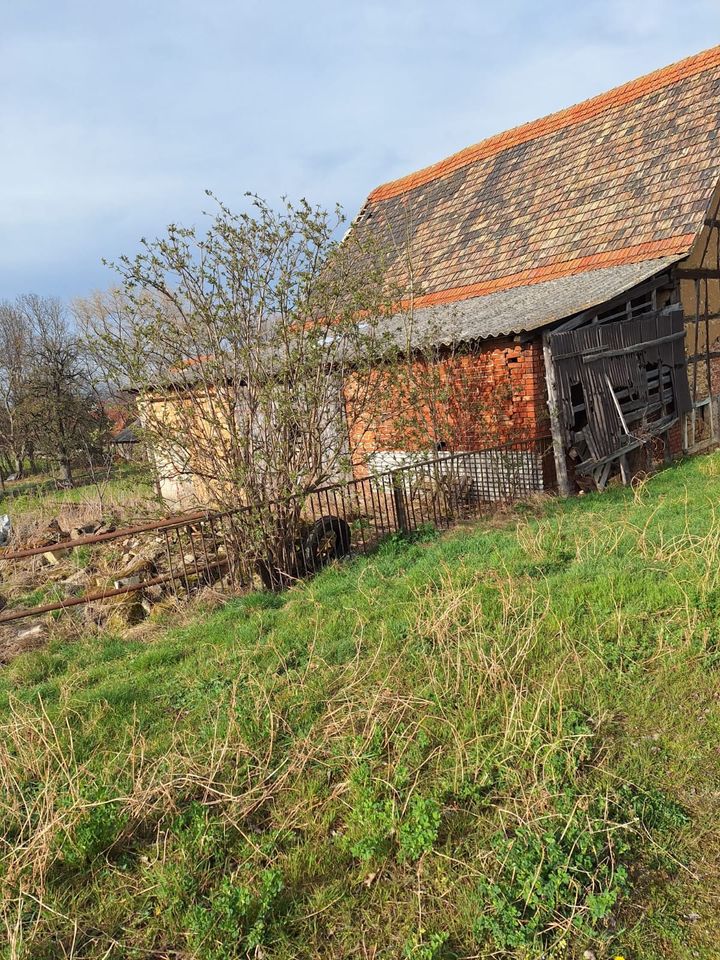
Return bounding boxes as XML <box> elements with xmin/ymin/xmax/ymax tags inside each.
<box><xmin>2</xmin><ymin>455</ymin><xmax>720</xmax><ymax>959</ymax></box>
<box><xmin>0</xmin><ymin>464</ymin><xmax>156</xmax><ymax>518</ymax></box>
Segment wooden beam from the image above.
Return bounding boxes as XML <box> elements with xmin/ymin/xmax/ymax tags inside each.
<box><xmin>675</xmin><ymin>268</ymin><xmax>720</xmax><ymax>280</ymax></box>
<box><xmin>704</xmin><ymin>217</ymin><xmax>720</xmax><ymax>228</ymax></box>
<box><xmin>687</xmin><ymin>351</ymin><xmax>720</xmax><ymax>364</ymax></box>
<box><xmin>542</xmin><ymin>332</ymin><xmax>572</xmax><ymax>498</ymax></box>
<box><xmin>684</xmin><ymin>311</ymin><xmax>720</xmax><ymax>323</ymax></box>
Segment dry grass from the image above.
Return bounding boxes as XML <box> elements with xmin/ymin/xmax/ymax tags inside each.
<box><xmin>0</xmin><ymin>455</ymin><xmax>719</xmax><ymax>958</ymax></box>
<box><xmin>2</xmin><ymin>472</ymin><xmax>159</xmax><ymax>549</ymax></box>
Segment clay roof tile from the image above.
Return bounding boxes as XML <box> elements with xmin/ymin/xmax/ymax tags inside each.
<box><xmin>356</xmin><ymin>45</ymin><xmax>720</xmax><ymax>307</ymax></box>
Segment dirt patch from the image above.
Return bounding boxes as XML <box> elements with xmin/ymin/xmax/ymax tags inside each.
<box><xmin>0</xmin><ymin>622</ymin><xmax>47</xmax><ymax>665</ymax></box>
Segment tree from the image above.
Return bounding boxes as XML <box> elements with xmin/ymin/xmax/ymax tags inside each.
<box><xmin>82</xmin><ymin>194</ymin><xmax>404</xmax><ymax>586</ymax></box>
<box><xmin>0</xmin><ymin>297</ymin><xmax>37</xmax><ymax>479</ymax></box>
<box><xmin>24</xmin><ymin>295</ymin><xmax>109</xmax><ymax>483</ymax></box>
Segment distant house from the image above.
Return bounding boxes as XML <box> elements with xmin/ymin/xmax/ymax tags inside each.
<box><xmin>345</xmin><ymin>45</ymin><xmax>720</xmax><ymax>492</ymax></box>
<box><xmin>110</xmin><ymin>422</ymin><xmax>140</xmax><ymax>461</ymax></box>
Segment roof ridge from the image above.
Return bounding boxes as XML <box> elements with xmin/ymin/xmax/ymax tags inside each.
<box><xmin>368</xmin><ymin>44</ymin><xmax>720</xmax><ymax>204</ymax></box>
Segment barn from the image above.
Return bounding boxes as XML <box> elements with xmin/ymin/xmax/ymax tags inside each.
<box><xmin>345</xmin><ymin>45</ymin><xmax>720</xmax><ymax>494</ymax></box>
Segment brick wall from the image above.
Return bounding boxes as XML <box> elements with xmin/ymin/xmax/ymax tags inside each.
<box><xmin>345</xmin><ymin>334</ymin><xmax>549</xmax><ymax>472</ymax></box>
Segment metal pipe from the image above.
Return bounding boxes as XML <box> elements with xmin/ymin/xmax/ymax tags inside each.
<box><xmin>0</xmin><ymin>558</ymin><xmax>231</xmax><ymax>624</ymax></box>
<box><xmin>0</xmin><ymin>509</ymin><xmax>211</xmax><ymax>560</ymax></box>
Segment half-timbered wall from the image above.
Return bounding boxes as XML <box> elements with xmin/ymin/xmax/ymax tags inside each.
<box><xmin>677</xmin><ymin>182</ymin><xmax>720</xmax><ymax>449</ymax></box>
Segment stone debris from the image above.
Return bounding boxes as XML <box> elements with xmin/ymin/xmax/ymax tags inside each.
<box><xmin>16</xmin><ymin>622</ymin><xmax>47</xmax><ymax>642</ymax></box>
<box><xmin>113</xmin><ymin>574</ymin><xmax>142</xmax><ymax>590</ymax></box>
<box><xmin>0</xmin><ymin>514</ymin><xmax>11</xmax><ymax>547</ymax></box>
<box><xmin>64</xmin><ymin>567</ymin><xmax>90</xmax><ymax>586</ymax></box>
<box><xmin>1</xmin><ymin>512</ymin><xmax>232</xmax><ymax>648</ymax></box>
<box><xmin>42</xmin><ymin>547</ymin><xmax>70</xmax><ymax>566</ymax></box>
<box><xmin>70</xmin><ymin>521</ymin><xmax>102</xmax><ymax>540</ymax></box>
<box><xmin>117</xmin><ymin>541</ymin><xmax>165</xmax><ymax>579</ymax></box>
<box><xmin>61</xmin><ymin>566</ymin><xmax>91</xmax><ymax>596</ymax></box>
<box><xmin>0</xmin><ymin>621</ymin><xmax>48</xmax><ymax>663</ymax></box>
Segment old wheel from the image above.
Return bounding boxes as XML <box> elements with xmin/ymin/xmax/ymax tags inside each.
<box><xmin>304</xmin><ymin>516</ymin><xmax>351</xmax><ymax>572</ymax></box>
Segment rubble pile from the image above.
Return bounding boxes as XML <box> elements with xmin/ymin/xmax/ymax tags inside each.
<box><xmin>0</xmin><ymin>515</ymin><xmax>234</xmax><ymax>654</ymax></box>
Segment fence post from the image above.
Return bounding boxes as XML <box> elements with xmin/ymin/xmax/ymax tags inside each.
<box><xmin>392</xmin><ymin>474</ymin><xmax>408</xmax><ymax>533</ymax></box>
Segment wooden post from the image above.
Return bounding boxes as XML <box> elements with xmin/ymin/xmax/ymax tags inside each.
<box><xmin>542</xmin><ymin>332</ymin><xmax>572</xmax><ymax>497</ymax></box>
<box><xmin>392</xmin><ymin>475</ymin><xmax>409</xmax><ymax>533</ymax></box>
<box><xmin>619</xmin><ymin>454</ymin><xmax>631</xmax><ymax>486</ymax></box>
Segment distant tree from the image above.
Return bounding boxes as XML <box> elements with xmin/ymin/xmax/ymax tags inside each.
<box><xmin>21</xmin><ymin>295</ymin><xmax>109</xmax><ymax>483</ymax></box>
<box><xmin>0</xmin><ymin>298</ymin><xmax>35</xmax><ymax>479</ymax></box>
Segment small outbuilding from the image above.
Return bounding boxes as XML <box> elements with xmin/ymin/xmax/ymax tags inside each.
<box><xmin>110</xmin><ymin>423</ymin><xmax>141</xmax><ymax>460</ymax></box>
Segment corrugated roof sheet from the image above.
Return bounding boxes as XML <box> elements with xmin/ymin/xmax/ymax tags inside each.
<box><xmin>352</xmin><ymin>45</ymin><xmax>720</xmax><ymax>319</ymax></box>
<box><xmin>381</xmin><ymin>258</ymin><xmax>680</xmax><ymax>345</ymax></box>
<box><xmin>111</xmin><ymin>423</ymin><xmax>140</xmax><ymax>443</ymax></box>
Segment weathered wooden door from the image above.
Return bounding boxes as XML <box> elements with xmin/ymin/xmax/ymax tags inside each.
<box><xmin>546</xmin><ymin>306</ymin><xmax>691</xmax><ymax>488</ymax></box>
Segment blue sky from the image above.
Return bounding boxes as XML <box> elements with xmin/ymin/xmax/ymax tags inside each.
<box><xmin>2</xmin><ymin>0</ymin><xmax>719</xmax><ymax>301</ymax></box>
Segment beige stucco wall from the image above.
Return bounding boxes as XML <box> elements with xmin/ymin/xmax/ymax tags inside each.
<box><xmin>138</xmin><ymin>389</ymin><xmax>239</xmax><ymax>512</ymax></box>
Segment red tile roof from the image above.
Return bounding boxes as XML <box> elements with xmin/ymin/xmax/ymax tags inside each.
<box><xmin>357</xmin><ymin>46</ymin><xmax>720</xmax><ymax>310</ymax></box>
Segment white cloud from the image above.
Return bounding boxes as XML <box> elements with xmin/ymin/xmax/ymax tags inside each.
<box><xmin>1</xmin><ymin>0</ymin><xmax>720</xmax><ymax>298</ymax></box>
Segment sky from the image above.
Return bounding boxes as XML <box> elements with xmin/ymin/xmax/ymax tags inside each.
<box><xmin>2</xmin><ymin>0</ymin><xmax>720</xmax><ymax>303</ymax></box>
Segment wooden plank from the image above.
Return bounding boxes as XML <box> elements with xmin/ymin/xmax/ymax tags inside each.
<box><xmin>619</xmin><ymin>455</ymin><xmax>631</xmax><ymax>486</ymax></box>
<box><xmin>605</xmin><ymin>375</ymin><xmax>631</xmax><ymax>436</ymax></box>
<box><xmin>580</xmin><ymin>330</ymin><xmax>685</xmax><ymax>362</ymax></box>
<box><xmin>542</xmin><ymin>331</ymin><xmax>572</xmax><ymax>497</ymax></box>
<box><xmin>594</xmin><ymin>461</ymin><xmax>613</xmax><ymax>492</ymax></box>
<box><xmin>704</xmin><ymin>274</ymin><xmax>715</xmax><ymax>439</ymax></box>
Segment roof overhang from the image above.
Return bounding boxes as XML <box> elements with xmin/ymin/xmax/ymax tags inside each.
<box><xmin>383</xmin><ymin>257</ymin><xmax>681</xmax><ymax>348</ymax></box>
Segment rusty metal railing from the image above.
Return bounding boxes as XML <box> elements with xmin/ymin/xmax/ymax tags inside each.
<box><xmin>0</xmin><ymin>440</ymin><xmax>553</xmax><ymax>625</ymax></box>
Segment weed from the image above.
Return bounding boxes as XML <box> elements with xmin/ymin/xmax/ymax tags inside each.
<box><xmin>185</xmin><ymin>868</ymin><xmax>284</xmax><ymax>959</ymax></box>
<box><xmin>398</xmin><ymin>795</ymin><xmax>442</xmax><ymax>861</ymax></box>
<box><xmin>473</xmin><ymin>791</ymin><xmax>632</xmax><ymax>950</ymax></box>
<box><xmin>343</xmin><ymin>764</ymin><xmax>395</xmax><ymax>862</ymax></box>
<box><xmin>403</xmin><ymin>930</ymin><xmax>451</xmax><ymax>959</ymax></box>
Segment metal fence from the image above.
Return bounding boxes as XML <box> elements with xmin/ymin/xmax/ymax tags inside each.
<box><xmin>0</xmin><ymin>439</ymin><xmax>553</xmax><ymax>625</ymax></box>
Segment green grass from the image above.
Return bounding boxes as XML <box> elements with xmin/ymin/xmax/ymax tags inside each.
<box><xmin>0</xmin><ymin>463</ymin><xmax>156</xmax><ymax>518</ymax></box>
<box><xmin>2</xmin><ymin>454</ymin><xmax>720</xmax><ymax>958</ymax></box>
